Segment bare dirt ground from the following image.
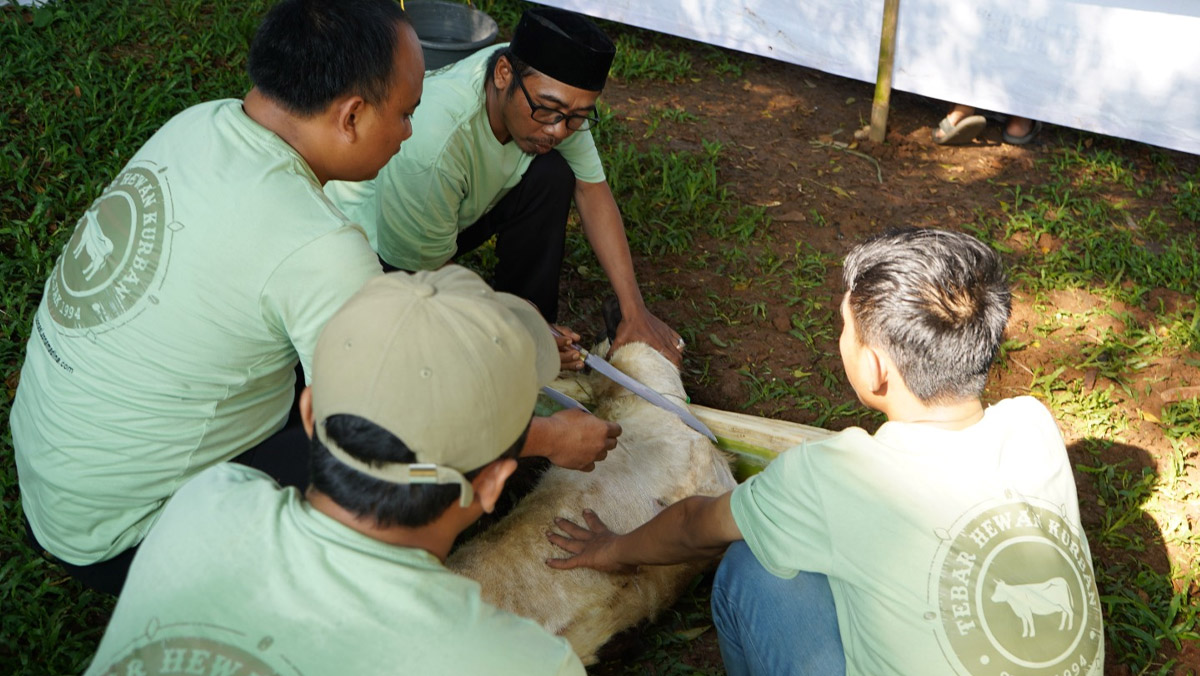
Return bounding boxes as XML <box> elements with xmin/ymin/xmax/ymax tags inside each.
<box><xmin>562</xmin><ymin>45</ymin><xmax>1200</xmax><ymax>675</ymax></box>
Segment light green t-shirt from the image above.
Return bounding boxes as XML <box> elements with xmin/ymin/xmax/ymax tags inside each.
<box><xmin>730</xmin><ymin>396</ymin><xmax>1104</xmax><ymax>676</ymax></box>
<box><xmin>11</xmin><ymin>100</ymin><xmax>381</xmax><ymax>565</ymax></box>
<box><xmin>84</xmin><ymin>464</ymin><xmax>585</xmax><ymax>676</ymax></box>
<box><xmin>325</xmin><ymin>44</ymin><xmax>606</xmax><ymax>271</ymax></box>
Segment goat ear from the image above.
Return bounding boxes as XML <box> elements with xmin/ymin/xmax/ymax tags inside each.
<box><xmin>473</xmin><ymin>458</ymin><xmax>518</xmax><ymax>514</ymax></box>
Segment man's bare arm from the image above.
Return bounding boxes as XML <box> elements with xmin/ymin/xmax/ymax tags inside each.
<box><xmin>546</xmin><ymin>491</ymin><xmax>741</xmax><ymax>573</ymax></box>
<box><xmin>574</xmin><ymin>179</ymin><xmax>682</xmax><ymax>366</ymax></box>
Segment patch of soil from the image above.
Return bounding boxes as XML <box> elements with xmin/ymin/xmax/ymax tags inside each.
<box><xmin>566</xmin><ymin>44</ymin><xmax>1200</xmax><ymax>675</ymax></box>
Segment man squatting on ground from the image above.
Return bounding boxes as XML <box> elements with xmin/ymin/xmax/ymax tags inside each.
<box><xmin>11</xmin><ymin>0</ymin><xmax>617</xmax><ymax>597</ymax></box>
<box><xmin>85</xmin><ymin>267</ymin><xmax>588</xmax><ymax>676</ymax></box>
<box><xmin>325</xmin><ymin>7</ymin><xmax>688</xmax><ymax>370</ymax></box>
<box><xmin>550</xmin><ymin>229</ymin><xmax>1105</xmax><ymax>676</ymax></box>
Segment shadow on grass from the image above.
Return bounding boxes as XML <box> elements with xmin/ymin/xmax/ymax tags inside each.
<box><xmin>1069</xmin><ymin>438</ymin><xmax>1199</xmax><ymax>674</ymax></box>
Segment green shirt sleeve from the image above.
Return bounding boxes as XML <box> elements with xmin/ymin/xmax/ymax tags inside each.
<box><xmin>729</xmin><ymin>439</ymin><xmax>835</xmax><ymax>579</ymax></box>
<box><xmin>376</xmin><ymin>162</ymin><xmax>464</xmax><ymax>271</ymax></box>
<box><xmin>557</xmin><ymin>128</ymin><xmax>605</xmax><ymax>184</ymax></box>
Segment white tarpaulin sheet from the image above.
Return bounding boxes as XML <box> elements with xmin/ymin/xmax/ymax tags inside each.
<box><xmin>537</xmin><ymin>0</ymin><xmax>1200</xmax><ymax>156</ymax></box>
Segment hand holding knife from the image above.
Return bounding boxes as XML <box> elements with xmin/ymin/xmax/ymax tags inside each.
<box><xmin>546</xmin><ymin>326</ymin><xmax>718</xmax><ymax>444</ymax></box>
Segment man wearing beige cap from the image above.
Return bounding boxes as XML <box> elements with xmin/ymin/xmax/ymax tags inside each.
<box><xmin>327</xmin><ymin>6</ymin><xmax>686</xmax><ymax>366</ymax></box>
<box><xmin>84</xmin><ymin>266</ymin><xmax>585</xmax><ymax>676</ymax></box>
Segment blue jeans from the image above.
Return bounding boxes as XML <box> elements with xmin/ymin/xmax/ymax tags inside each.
<box><xmin>711</xmin><ymin>541</ymin><xmax>846</xmax><ymax>676</ymax></box>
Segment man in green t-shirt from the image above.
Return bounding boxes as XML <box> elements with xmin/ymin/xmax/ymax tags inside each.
<box><xmin>547</xmin><ymin>229</ymin><xmax>1104</xmax><ymax>676</ymax></box>
<box><xmin>12</xmin><ymin>0</ymin><xmax>617</xmax><ymax>597</ymax></box>
<box><xmin>326</xmin><ymin>7</ymin><xmax>686</xmax><ymax>368</ymax></box>
<box><xmin>85</xmin><ymin>266</ymin><xmax>586</xmax><ymax>676</ymax></box>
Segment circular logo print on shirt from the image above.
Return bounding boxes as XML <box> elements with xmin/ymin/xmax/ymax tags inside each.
<box><xmin>100</xmin><ymin>636</ymin><xmax>283</xmax><ymax>676</ymax></box>
<box><xmin>930</xmin><ymin>497</ymin><xmax>1103</xmax><ymax>675</ymax></box>
<box><xmin>46</xmin><ymin>162</ymin><xmax>176</xmax><ymax>332</ymax></box>
<box><xmin>97</xmin><ymin>619</ymin><xmax>298</xmax><ymax>676</ymax></box>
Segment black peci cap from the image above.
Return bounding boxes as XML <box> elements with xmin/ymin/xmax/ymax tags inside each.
<box><xmin>509</xmin><ymin>7</ymin><xmax>616</xmax><ymax>91</ymax></box>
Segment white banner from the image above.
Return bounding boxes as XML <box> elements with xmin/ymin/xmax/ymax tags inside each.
<box><xmin>539</xmin><ymin>0</ymin><xmax>1200</xmax><ymax>156</ymax></box>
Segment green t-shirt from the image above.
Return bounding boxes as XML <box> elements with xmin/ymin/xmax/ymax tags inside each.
<box><xmin>84</xmin><ymin>464</ymin><xmax>585</xmax><ymax>676</ymax></box>
<box><xmin>325</xmin><ymin>44</ymin><xmax>607</xmax><ymax>271</ymax></box>
<box><xmin>11</xmin><ymin>100</ymin><xmax>381</xmax><ymax>565</ymax></box>
<box><xmin>730</xmin><ymin>396</ymin><xmax>1104</xmax><ymax>676</ymax></box>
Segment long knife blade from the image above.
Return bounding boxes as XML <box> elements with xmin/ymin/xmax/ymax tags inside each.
<box><xmin>584</xmin><ymin>353</ymin><xmax>718</xmax><ymax>443</ymax></box>
<box><xmin>540</xmin><ymin>385</ymin><xmax>591</xmax><ymax>413</ymax></box>
<box><xmin>549</xmin><ymin>326</ymin><xmax>717</xmax><ymax>443</ymax></box>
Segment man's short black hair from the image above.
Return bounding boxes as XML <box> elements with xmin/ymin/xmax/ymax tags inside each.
<box><xmin>842</xmin><ymin>228</ymin><xmax>1011</xmax><ymax>403</ymax></box>
<box><xmin>248</xmin><ymin>0</ymin><xmax>409</xmax><ymax>116</ymax></box>
<box><xmin>309</xmin><ymin>414</ymin><xmax>527</xmax><ymax>528</ymax></box>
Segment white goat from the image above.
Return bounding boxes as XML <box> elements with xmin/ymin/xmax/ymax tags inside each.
<box><xmin>447</xmin><ymin>341</ymin><xmax>737</xmax><ymax>665</ymax></box>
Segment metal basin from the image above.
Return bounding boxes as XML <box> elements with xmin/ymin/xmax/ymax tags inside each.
<box><xmin>406</xmin><ymin>1</ymin><xmax>499</xmax><ymax>71</ymax></box>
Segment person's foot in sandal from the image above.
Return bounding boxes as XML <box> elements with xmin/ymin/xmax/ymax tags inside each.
<box><xmin>1002</xmin><ymin>117</ymin><xmax>1042</xmax><ymax>145</ymax></box>
<box><xmin>933</xmin><ymin>105</ymin><xmax>987</xmax><ymax>145</ymax></box>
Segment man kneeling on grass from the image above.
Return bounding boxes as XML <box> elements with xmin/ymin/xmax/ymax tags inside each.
<box><xmin>85</xmin><ymin>267</ymin><xmax>585</xmax><ymax>676</ymax></box>
<box><xmin>548</xmin><ymin>228</ymin><xmax>1105</xmax><ymax>676</ymax></box>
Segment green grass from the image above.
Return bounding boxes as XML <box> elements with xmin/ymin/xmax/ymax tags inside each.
<box><xmin>1174</xmin><ymin>170</ymin><xmax>1200</xmax><ymax>223</ymax></box>
<box><xmin>610</xmin><ymin>33</ymin><xmax>694</xmax><ymax>83</ymax></box>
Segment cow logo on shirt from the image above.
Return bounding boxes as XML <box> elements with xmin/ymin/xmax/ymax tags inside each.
<box><xmin>929</xmin><ymin>495</ymin><xmax>1103</xmax><ymax>675</ymax></box>
<box><xmin>47</xmin><ymin>162</ymin><xmax>178</xmax><ymax>332</ymax></box>
<box><xmin>95</xmin><ymin>619</ymin><xmax>299</xmax><ymax>676</ymax></box>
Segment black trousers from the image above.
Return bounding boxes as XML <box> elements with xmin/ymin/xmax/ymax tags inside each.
<box><xmin>454</xmin><ymin>150</ymin><xmax>576</xmax><ymax>323</ymax></box>
<box><xmin>24</xmin><ymin>365</ymin><xmax>311</xmax><ymax>596</ymax></box>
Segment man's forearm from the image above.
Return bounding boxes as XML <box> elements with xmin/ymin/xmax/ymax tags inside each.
<box><xmin>522</xmin><ymin>416</ymin><xmax>552</xmax><ymax>459</ymax></box>
<box><xmin>607</xmin><ymin>494</ymin><xmax>739</xmax><ymax>567</ymax></box>
<box><xmin>575</xmin><ymin>181</ymin><xmax>646</xmax><ymax>314</ymax></box>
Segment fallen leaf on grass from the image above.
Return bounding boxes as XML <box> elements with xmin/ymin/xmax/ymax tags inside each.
<box><xmin>709</xmin><ymin>333</ymin><xmax>729</xmax><ymax>348</ymax></box>
<box><xmin>673</xmin><ymin>626</ymin><xmax>710</xmax><ymax>641</ymax></box>
<box><xmin>1161</xmin><ymin>386</ymin><xmax>1200</xmax><ymax>403</ymax></box>
<box><xmin>1140</xmin><ymin>409</ymin><xmax>1162</xmax><ymax>423</ymax></box>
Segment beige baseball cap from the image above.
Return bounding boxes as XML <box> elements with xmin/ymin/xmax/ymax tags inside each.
<box><xmin>311</xmin><ymin>266</ymin><xmax>559</xmax><ymax>507</ymax></box>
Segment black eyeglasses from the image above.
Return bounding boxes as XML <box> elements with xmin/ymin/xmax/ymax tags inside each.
<box><xmin>512</xmin><ymin>70</ymin><xmax>600</xmax><ymax>132</ymax></box>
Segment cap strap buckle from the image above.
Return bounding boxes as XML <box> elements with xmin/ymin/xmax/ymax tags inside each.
<box><xmin>324</xmin><ymin>439</ymin><xmax>475</xmax><ymax>508</ymax></box>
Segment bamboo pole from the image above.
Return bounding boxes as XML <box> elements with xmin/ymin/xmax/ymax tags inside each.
<box><xmin>538</xmin><ymin>389</ymin><xmax>837</xmax><ymax>479</ymax></box>
<box><xmin>690</xmin><ymin>404</ymin><xmax>835</xmax><ymax>479</ymax></box>
<box><xmin>868</xmin><ymin>0</ymin><xmax>901</xmax><ymax>143</ymax></box>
